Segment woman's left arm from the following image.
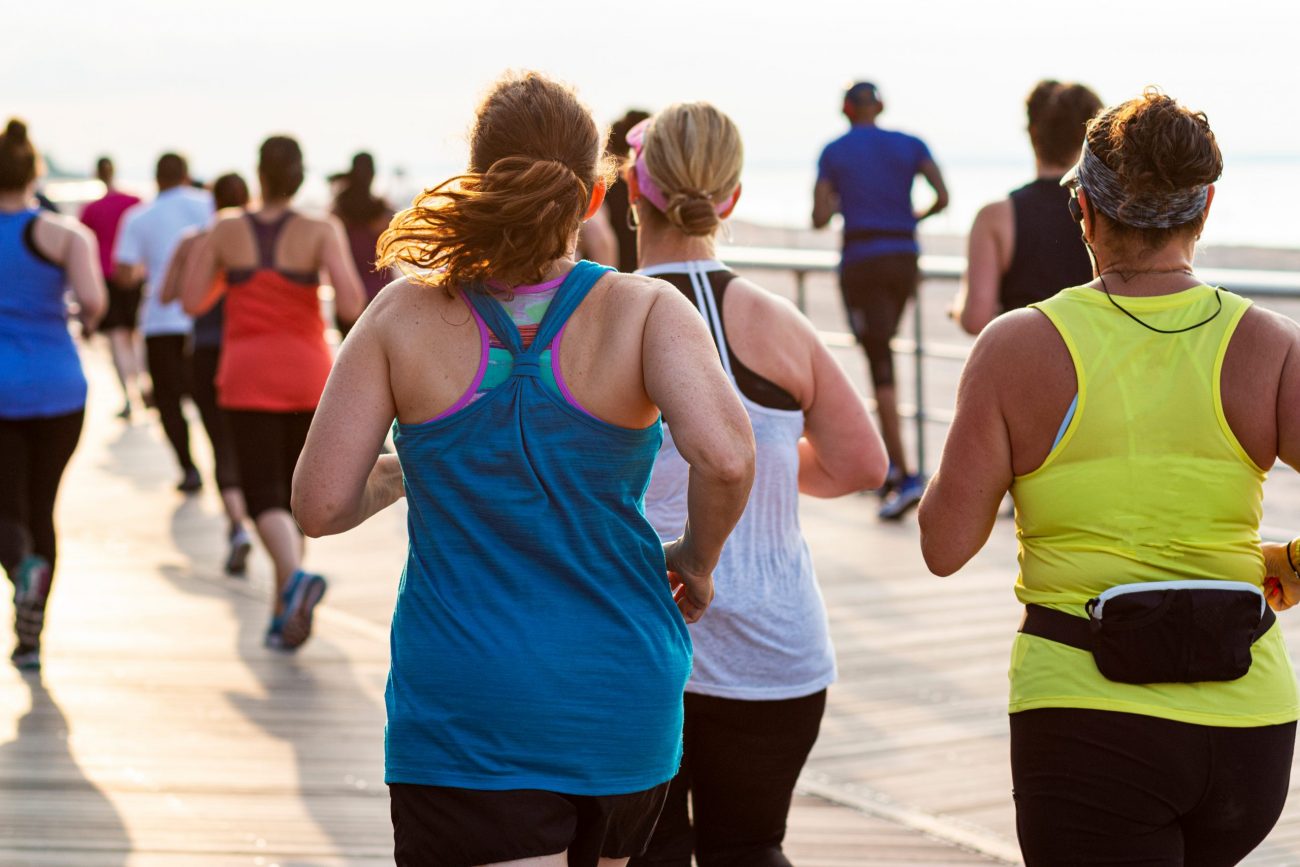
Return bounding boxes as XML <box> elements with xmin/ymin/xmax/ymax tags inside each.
<box><xmin>292</xmin><ymin>302</ymin><xmax>403</xmax><ymax>537</ymax></box>
<box><xmin>917</xmin><ymin>318</ymin><xmax>1018</xmax><ymax>575</ymax></box>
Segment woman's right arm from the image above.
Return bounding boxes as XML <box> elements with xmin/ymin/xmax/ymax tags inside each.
<box><xmin>180</xmin><ymin>221</ymin><xmax>227</xmax><ymax>316</ymax></box>
<box><xmin>642</xmin><ymin>284</ymin><xmax>756</xmax><ymax>622</ymax></box>
<box><xmin>952</xmin><ymin>200</ymin><xmax>1011</xmax><ymax>335</ymax></box>
<box><xmin>35</xmin><ymin>215</ymin><xmax>106</xmax><ymax>332</ymax></box>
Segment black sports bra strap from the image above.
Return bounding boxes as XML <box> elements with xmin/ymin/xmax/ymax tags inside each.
<box><xmin>245</xmin><ymin>211</ymin><xmax>295</xmax><ymax>270</ymax></box>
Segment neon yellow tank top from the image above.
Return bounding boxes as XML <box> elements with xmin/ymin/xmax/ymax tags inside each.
<box><xmin>1009</xmin><ymin>284</ymin><xmax>1298</xmax><ymax>727</ymax></box>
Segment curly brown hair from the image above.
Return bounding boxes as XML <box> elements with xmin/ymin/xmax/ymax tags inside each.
<box><xmin>377</xmin><ymin>72</ymin><xmax>614</xmax><ymax>294</ymax></box>
<box><xmin>1085</xmin><ymin>88</ymin><xmax>1222</xmax><ymax>252</ymax></box>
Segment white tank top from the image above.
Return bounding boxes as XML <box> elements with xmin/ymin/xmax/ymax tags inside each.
<box><xmin>641</xmin><ymin>260</ymin><xmax>836</xmax><ymax>700</ymax></box>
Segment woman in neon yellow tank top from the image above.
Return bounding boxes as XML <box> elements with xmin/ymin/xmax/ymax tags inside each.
<box><xmin>920</xmin><ymin>89</ymin><xmax>1300</xmax><ymax>865</ymax></box>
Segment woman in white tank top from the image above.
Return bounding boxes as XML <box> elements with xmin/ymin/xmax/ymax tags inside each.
<box><xmin>627</xmin><ymin>103</ymin><xmax>887</xmax><ymax>866</ymax></box>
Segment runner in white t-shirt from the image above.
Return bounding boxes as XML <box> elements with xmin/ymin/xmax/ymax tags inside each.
<box><xmin>114</xmin><ymin>154</ymin><xmax>213</xmax><ymax>492</ymax></box>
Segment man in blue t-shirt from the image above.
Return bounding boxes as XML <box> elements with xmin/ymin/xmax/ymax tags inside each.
<box><xmin>813</xmin><ymin>81</ymin><xmax>948</xmax><ymax>520</ymax></box>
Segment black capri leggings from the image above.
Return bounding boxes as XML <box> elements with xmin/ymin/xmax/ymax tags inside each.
<box><xmin>631</xmin><ymin>689</ymin><xmax>827</xmax><ymax>867</ymax></box>
<box><xmin>144</xmin><ymin>334</ymin><xmax>195</xmax><ymax>473</ymax></box>
<box><xmin>838</xmin><ymin>253</ymin><xmax>918</xmax><ymax>389</ymax></box>
<box><xmin>189</xmin><ymin>346</ymin><xmax>241</xmax><ymax>492</ymax></box>
<box><xmin>0</xmin><ymin>410</ymin><xmax>85</xmax><ymax>574</ymax></box>
<box><xmin>1011</xmin><ymin>707</ymin><xmax>1296</xmax><ymax>866</ymax></box>
<box><xmin>226</xmin><ymin>409</ymin><xmax>313</xmax><ymax>520</ymax></box>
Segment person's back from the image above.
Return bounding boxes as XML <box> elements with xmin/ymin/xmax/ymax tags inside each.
<box><xmin>819</xmin><ymin>124</ymin><xmax>932</xmax><ymax>261</ymax></box>
<box><xmin>812</xmin><ymin>82</ymin><xmax>948</xmax><ymax>520</ymax></box>
<box><xmin>956</xmin><ymin>81</ymin><xmax>1103</xmax><ymax>334</ymax></box>
<box><xmin>117</xmin><ymin>182</ymin><xmax>211</xmax><ymax>336</ymax></box>
<box><xmin>0</xmin><ymin>205</ymin><xmax>85</xmax><ymax>418</ymax></box>
<box><xmin>999</xmin><ymin>178</ymin><xmax>1093</xmax><ymax>311</ymax></box>
<box><xmin>80</xmin><ymin>187</ymin><xmax>140</xmax><ymax>281</ymax></box>
<box><xmin>292</xmin><ymin>73</ymin><xmax>755</xmax><ymax>866</ymax></box>
<box><xmin>921</xmin><ymin>90</ymin><xmax>1300</xmax><ymax>866</ymax></box>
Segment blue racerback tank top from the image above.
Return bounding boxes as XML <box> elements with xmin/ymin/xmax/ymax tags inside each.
<box><xmin>387</xmin><ymin>260</ymin><xmax>692</xmax><ymax>795</ymax></box>
<box><xmin>0</xmin><ymin>209</ymin><xmax>86</xmax><ymax>419</ymax></box>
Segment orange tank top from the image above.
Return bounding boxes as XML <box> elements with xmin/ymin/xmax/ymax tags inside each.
<box><xmin>216</xmin><ymin>212</ymin><xmax>332</xmax><ymax>412</ymax></box>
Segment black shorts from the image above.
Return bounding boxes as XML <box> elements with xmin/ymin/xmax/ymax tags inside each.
<box><xmin>390</xmin><ymin>781</ymin><xmax>670</xmax><ymax>867</ymax></box>
<box><xmin>839</xmin><ymin>252</ymin><xmax>918</xmax><ymax>388</ymax></box>
<box><xmin>100</xmin><ymin>277</ymin><xmax>142</xmax><ymax>332</ymax></box>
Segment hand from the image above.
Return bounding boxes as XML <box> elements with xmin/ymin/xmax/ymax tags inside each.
<box><xmin>663</xmin><ymin>537</ymin><xmax>714</xmax><ymax>624</ymax></box>
<box><xmin>1262</xmin><ymin>541</ymin><xmax>1300</xmax><ymax>611</ymax></box>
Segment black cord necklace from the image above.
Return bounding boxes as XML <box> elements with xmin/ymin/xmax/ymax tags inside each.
<box><xmin>1097</xmin><ymin>269</ymin><xmax>1222</xmax><ymax>335</ymax></box>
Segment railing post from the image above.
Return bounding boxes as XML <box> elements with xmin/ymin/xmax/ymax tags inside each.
<box><xmin>795</xmin><ymin>270</ymin><xmax>808</xmax><ymax>314</ymax></box>
<box><xmin>913</xmin><ymin>281</ymin><xmax>926</xmax><ymax>477</ymax></box>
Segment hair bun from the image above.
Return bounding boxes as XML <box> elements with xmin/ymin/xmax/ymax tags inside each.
<box><xmin>4</xmin><ymin>119</ymin><xmax>27</xmax><ymax>144</ymax></box>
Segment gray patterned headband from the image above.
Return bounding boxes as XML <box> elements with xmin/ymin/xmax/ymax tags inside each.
<box><xmin>1066</xmin><ymin>138</ymin><xmax>1209</xmax><ymax>229</ymax></box>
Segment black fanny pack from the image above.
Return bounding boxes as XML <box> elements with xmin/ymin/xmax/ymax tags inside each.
<box><xmin>1019</xmin><ymin>580</ymin><xmax>1275</xmax><ymax>684</ymax></box>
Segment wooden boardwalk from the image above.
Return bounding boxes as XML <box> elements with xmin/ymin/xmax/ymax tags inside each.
<box><xmin>10</xmin><ymin>268</ymin><xmax>1300</xmax><ymax>865</ymax></box>
<box><xmin>0</xmin><ymin>352</ymin><xmax>1001</xmax><ymax>866</ymax></box>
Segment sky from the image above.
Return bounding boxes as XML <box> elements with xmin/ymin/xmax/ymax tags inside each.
<box><xmin>10</xmin><ymin>0</ymin><xmax>1300</xmax><ymax>235</ymax></box>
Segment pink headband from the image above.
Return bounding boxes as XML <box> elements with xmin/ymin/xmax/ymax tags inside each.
<box><xmin>625</xmin><ymin>118</ymin><xmax>739</xmax><ymax>216</ymax></box>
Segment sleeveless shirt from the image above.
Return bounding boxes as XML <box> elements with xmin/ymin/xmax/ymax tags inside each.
<box><xmin>217</xmin><ymin>213</ymin><xmax>331</xmax><ymax>412</ymax></box>
<box><xmin>0</xmin><ymin>209</ymin><xmax>86</xmax><ymax>419</ymax></box>
<box><xmin>387</xmin><ymin>261</ymin><xmax>691</xmax><ymax>793</ymax></box>
<box><xmin>1010</xmin><ymin>284</ymin><xmax>1298</xmax><ymax>726</ymax></box>
<box><xmin>999</xmin><ymin>179</ymin><xmax>1093</xmax><ymax>312</ymax></box>
<box><xmin>642</xmin><ymin>260</ymin><xmax>834</xmax><ymax>701</ymax></box>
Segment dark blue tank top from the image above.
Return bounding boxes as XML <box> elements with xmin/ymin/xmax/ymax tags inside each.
<box><xmin>999</xmin><ymin>178</ymin><xmax>1094</xmax><ymax>312</ymax></box>
<box><xmin>0</xmin><ymin>209</ymin><xmax>86</xmax><ymax>418</ymax></box>
<box><xmin>386</xmin><ymin>260</ymin><xmax>691</xmax><ymax>794</ymax></box>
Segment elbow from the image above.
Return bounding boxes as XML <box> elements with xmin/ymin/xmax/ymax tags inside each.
<box><xmin>916</xmin><ymin>503</ymin><xmax>962</xmax><ymax>577</ymax></box>
<box><xmin>702</xmin><ymin>437</ymin><xmax>757</xmax><ymax>492</ymax></box>
<box><xmin>290</xmin><ymin>486</ymin><xmax>342</xmax><ymax>538</ymax></box>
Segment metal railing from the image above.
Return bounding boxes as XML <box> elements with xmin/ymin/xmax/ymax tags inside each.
<box><xmin>718</xmin><ymin>244</ymin><xmax>1300</xmax><ymax>476</ymax></box>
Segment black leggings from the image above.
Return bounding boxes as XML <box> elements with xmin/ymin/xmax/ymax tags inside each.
<box><xmin>226</xmin><ymin>409</ymin><xmax>313</xmax><ymax>520</ymax></box>
<box><xmin>1012</xmin><ymin>708</ymin><xmax>1296</xmax><ymax>866</ymax></box>
<box><xmin>145</xmin><ymin>334</ymin><xmax>195</xmax><ymax>472</ymax></box>
<box><xmin>0</xmin><ymin>410</ymin><xmax>84</xmax><ymax>575</ymax></box>
<box><xmin>839</xmin><ymin>253</ymin><xmax>918</xmax><ymax>388</ymax></box>
<box><xmin>631</xmin><ymin>689</ymin><xmax>827</xmax><ymax>867</ymax></box>
<box><xmin>190</xmin><ymin>346</ymin><xmax>241</xmax><ymax>491</ymax></box>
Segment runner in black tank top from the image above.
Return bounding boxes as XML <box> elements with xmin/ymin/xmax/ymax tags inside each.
<box><xmin>953</xmin><ymin>80</ymin><xmax>1102</xmax><ymax>335</ymax></box>
<box><xmin>999</xmin><ymin>178</ymin><xmax>1093</xmax><ymax>311</ymax></box>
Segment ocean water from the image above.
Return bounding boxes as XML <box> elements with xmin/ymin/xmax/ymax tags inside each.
<box><xmin>729</xmin><ymin>156</ymin><xmax>1300</xmax><ymax>251</ymax></box>
<box><xmin>72</xmin><ymin>155</ymin><xmax>1300</xmax><ymax>253</ymax></box>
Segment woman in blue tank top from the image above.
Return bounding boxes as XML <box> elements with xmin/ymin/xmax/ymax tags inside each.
<box><xmin>0</xmin><ymin>119</ymin><xmax>106</xmax><ymax>671</ymax></box>
<box><xmin>291</xmin><ymin>73</ymin><xmax>756</xmax><ymax>866</ymax></box>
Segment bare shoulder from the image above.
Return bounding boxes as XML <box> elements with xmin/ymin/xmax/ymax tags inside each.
<box><xmin>1227</xmin><ymin>302</ymin><xmax>1300</xmax><ymax>366</ymax></box>
<box><xmin>34</xmin><ymin>209</ymin><xmax>92</xmax><ymax>242</ymax></box>
<box><xmin>724</xmin><ymin>276</ymin><xmax>809</xmax><ymax>329</ymax></box>
<box><xmin>591</xmin><ymin>270</ymin><xmax>676</xmax><ymax>315</ymax></box>
<box><xmin>972</xmin><ymin>198</ymin><xmax>1013</xmax><ymax>230</ymax></box>
<box><xmin>366</xmin><ymin>275</ymin><xmax>456</xmax><ymax>326</ymax></box>
<box><xmin>970</xmin><ymin>307</ymin><xmax>1066</xmax><ymax>375</ymax></box>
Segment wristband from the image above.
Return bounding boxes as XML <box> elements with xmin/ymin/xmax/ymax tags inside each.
<box><xmin>1287</xmin><ymin>538</ymin><xmax>1300</xmax><ymax>579</ymax></box>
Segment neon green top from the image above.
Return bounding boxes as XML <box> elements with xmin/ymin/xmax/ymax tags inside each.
<box><xmin>1009</xmin><ymin>284</ymin><xmax>1299</xmax><ymax>727</ymax></box>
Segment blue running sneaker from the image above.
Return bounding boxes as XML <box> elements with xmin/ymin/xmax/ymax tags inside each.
<box><xmin>279</xmin><ymin>570</ymin><xmax>326</xmax><ymax>651</ymax></box>
<box><xmin>878</xmin><ymin>474</ymin><xmax>925</xmax><ymax>521</ymax></box>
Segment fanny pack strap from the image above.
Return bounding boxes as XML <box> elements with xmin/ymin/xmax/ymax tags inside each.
<box><xmin>1019</xmin><ymin>602</ymin><xmax>1277</xmax><ymax>651</ymax></box>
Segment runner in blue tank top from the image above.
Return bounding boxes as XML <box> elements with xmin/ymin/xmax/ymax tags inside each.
<box><xmin>292</xmin><ymin>73</ymin><xmax>755</xmax><ymax>867</ymax></box>
<box><xmin>0</xmin><ymin>119</ymin><xmax>107</xmax><ymax>671</ymax></box>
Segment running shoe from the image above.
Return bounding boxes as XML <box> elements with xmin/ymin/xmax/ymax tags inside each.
<box><xmin>873</xmin><ymin>463</ymin><xmax>902</xmax><ymax>499</ymax></box>
<box><xmin>177</xmin><ymin>467</ymin><xmax>202</xmax><ymax>494</ymax></box>
<box><xmin>225</xmin><ymin>527</ymin><xmax>253</xmax><ymax>577</ymax></box>
<box><xmin>10</xmin><ymin>645</ymin><xmax>40</xmax><ymax>671</ymax></box>
<box><xmin>878</xmin><ymin>474</ymin><xmax>926</xmax><ymax>521</ymax></box>
<box><xmin>12</xmin><ymin>555</ymin><xmax>51</xmax><ymax>652</ymax></box>
<box><xmin>264</xmin><ymin>615</ymin><xmax>286</xmax><ymax>650</ymax></box>
<box><xmin>279</xmin><ymin>570</ymin><xmax>327</xmax><ymax>651</ymax></box>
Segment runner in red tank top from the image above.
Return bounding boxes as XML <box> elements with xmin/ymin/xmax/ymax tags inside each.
<box><xmin>181</xmin><ymin>135</ymin><xmax>366</xmax><ymax>651</ymax></box>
